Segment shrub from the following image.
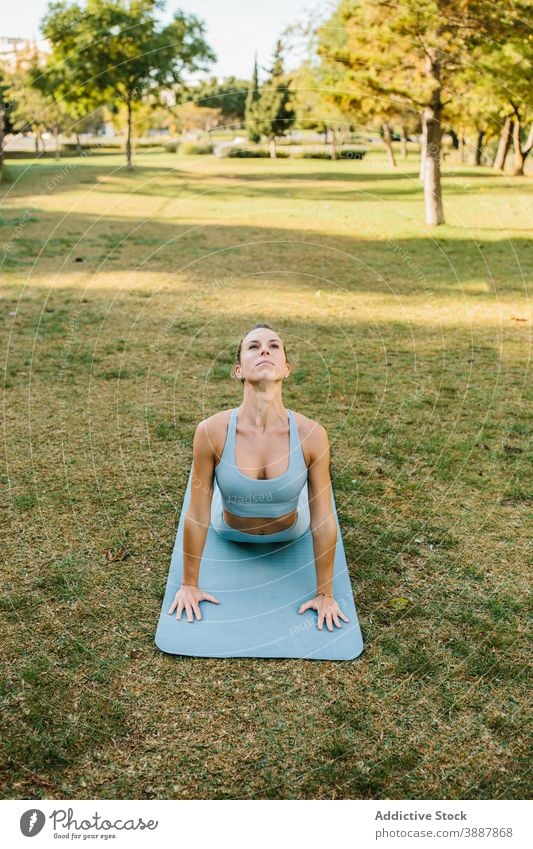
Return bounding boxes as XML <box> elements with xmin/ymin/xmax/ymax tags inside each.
<box><xmin>339</xmin><ymin>148</ymin><xmax>367</xmax><ymax>160</ymax></box>
<box><xmin>227</xmin><ymin>148</ymin><xmax>289</xmax><ymax>158</ymax></box>
<box><xmin>295</xmin><ymin>150</ymin><xmax>332</xmax><ymax>159</ymax></box>
<box><xmin>134</xmin><ymin>140</ymin><xmax>166</xmax><ymax>149</ymax></box>
<box><xmin>180</xmin><ymin>142</ymin><xmax>214</xmax><ymax>155</ymax></box>
<box><xmin>62</xmin><ymin>140</ymin><xmax>120</xmax><ymax>151</ymax></box>
<box><xmin>295</xmin><ymin>148</ymin><xmax>367</xmax><ymax>160</ymax></box>
<box><xmin>228</xmin><ymin>148</ymin><xmax>269</xmax><ymax>158</ymax></box>
<box><xmin>164</xmin><ymin>141</ymin><xmax>179</xmax><ymax>153</ymax></box>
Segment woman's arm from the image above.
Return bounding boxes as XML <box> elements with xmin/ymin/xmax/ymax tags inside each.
<box><xmin>181</xmin><ymin>420</ymin><xmax>216</xmax><ymax>588</ymax></box>
<box><xmin>307</xmin><ymin>423</ymin><xmax>337</xmax><ymax>596</ymax></box>
<box><xmin>299</xmin><ymin>421</ymin><xmax>348</xmax><ymax>630</ymax></box>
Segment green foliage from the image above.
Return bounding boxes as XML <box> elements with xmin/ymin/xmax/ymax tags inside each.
<box><xmin>339</xmin><ymin>148</ymin><xmax>366</xmax><ymax>160</ymax></box>
<box><xmin>316</xmin><ymin>0</ymin><xmax>533</xmax><ymax>217</ymax></box>
<box><xmin>188</xmin><ymin>76</ymin><xmax>250</xmax><ymax>123</ymax></box>
<box><xmin>180</xmin><ymin>142</ymin><xmax>214</xmax><ymax>155</ymax></box>
<box><xmin>252</xmin><ymin>40</ymin><xmax>296</xmax><ymax>146</ymax></box>
<box><xmin>227</xmin><ymin>148</ymin><xmax>289</xmax><ymax>158</ymax></box>
<box><xmin>227</xmin><ymin>148</ymin><xmax>270</xmax><ymax>158</ymax></box>
<box><xmin>295</xmin><ymin>150</ymin><xmax>333</xmax><ymax>159</ymax></box>
<box><xmin>294</xmin><ymin>149</ymin><xmax>367</xmax><ymax>160</ymax></box>
<box><xmin>0</xmin><ymin>67</ymin><xmax>16</xmax><ymax>135</ymax></box>
<box><xmin>318</xmin><ymin>0</ymin><xmax>531</xmax><ymax>134</ymax></box>
<box><xmin>245</xmin><ymin>54</ymin><xmax>262</xmax><ymax>142</ymax></box>
<box><xmin>290</xmin><ymin>59</ymin><xmax>351</xmax><ymax>137</ymax></box>
<box><xmin>41</xmin><ymin>0</ymin><xmax>216</xmax><ymax>167</ymax></box>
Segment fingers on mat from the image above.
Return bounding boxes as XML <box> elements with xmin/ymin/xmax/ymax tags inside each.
<box><xmin>204</xmin><ymin>593</ymin><xmax>220</xmax><ymax>603</ymax></box>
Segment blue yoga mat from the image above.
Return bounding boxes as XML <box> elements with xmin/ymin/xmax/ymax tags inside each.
<box><xmin>155</xmin><ymin>469</ymin><xmax>364</xmax><ymax>661</ymax></box>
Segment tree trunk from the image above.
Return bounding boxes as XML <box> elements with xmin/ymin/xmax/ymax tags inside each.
<box><xmin>382</xmin><ymin>121</ymin><xmax>396</xmax><ymax>168</ymax></box>
<box><xmin>419</xmin><ymin>115</ymin><xmax>426</xmax><ymax>182</ymax></box>
<box><xmin>269</xmin><ymin>136</ymin><xmax>276</xmax><ymax>158</ymax></box>
<box><xmin>524</xmin><ymin>122</ymin><xmax>533</xmax><ymax>158</ymax></box>
<box><xmin>53</xmin><ymin>127</ymin><xmax>61</xmax><ymax>160</ymax></box>
<box><xmin>400</xmin><ymin>124</ymin><xmax>408</xmax><ymax>159</ymax></box>
<box><xmin>423</xmin><ymin>55</ymin><xmax>444</xmax><ymax>226</ymax></box>
<box><xmin>512</xmin><ymin>116</ymin><xmax>525</xmax><ymax>175</ymax></box>
<box><xmin>458</xmin><ymin>134</ymin><xmax>465</xmax><ymax>163</ymax></box>
<box><xmin>474</xmin><ymin>129</ymin><xmax>485</xmax><ymax>166</ymax></box>
<box><xmin>35</xmin><ymin>132</ymin><xmax>40</xmax><ymax>154</ymax></box>
<box><xmin>449</xmin><ymin>129</ymin><xmax>459</xmax><ymax>149</ymax></box>
<box><xmin>493</xmin><ymin>115</ymin><xmax>512</xmax><ymax>171</ymax></box>
<box><xmin>126</xmin><ymin>98</ymin><xmax>133</xmax><ymax>170</ymax></box>
<box><xmin>331</xmin><ymin>126</ymin><xmax>337</xmax><ymax>160</ymax></box>
<box><xmin>75</xmin><ymin>133</ymin><xmax>82</xmax><ymax>155</ymax></box>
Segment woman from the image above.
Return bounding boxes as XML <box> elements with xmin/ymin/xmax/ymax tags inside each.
<box><xmin>168</xmin><ymin>323</ymin><xmax>349</xmax><ymax>633</ymax></box>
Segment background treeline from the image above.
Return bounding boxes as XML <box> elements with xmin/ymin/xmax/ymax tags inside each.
<box><xmin>0</xmin><ymin>0</ymin><xmax>531</xmax><ymax>226</ymax></box>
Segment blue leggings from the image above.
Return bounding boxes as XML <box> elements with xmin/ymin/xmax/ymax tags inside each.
<box><xmin>211</xmin><ymin>480</ymin><xmax>310</xmax><ymax>543</ymax></box>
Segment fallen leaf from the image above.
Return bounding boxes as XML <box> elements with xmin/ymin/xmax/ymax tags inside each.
<box><xmin>387</xmin><ymin>596</ymin><xmax>411</xmax><ymax>610</ymax></box>
<box><xmin>104</xmin><ymin>547</ymin><xmax>131</xmax><ymax>562</ymax></box>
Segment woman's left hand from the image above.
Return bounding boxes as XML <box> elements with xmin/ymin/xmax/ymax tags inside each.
<box><xmin>298</xmin><ymin>594</ymin><xmax>350</xmax><ymax>632</ymax></box>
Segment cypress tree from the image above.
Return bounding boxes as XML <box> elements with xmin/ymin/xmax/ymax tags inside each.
<box><xmin>254</xmin><ymin>40</ymin><xmax>295</xmax><ymax>158</ymax></box>
<box><xmin>245</xmin><ymin>54</ymin><xmax>261</xmax><ymax>142</ymax></box>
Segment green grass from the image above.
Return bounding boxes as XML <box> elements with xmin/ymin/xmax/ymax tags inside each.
<box><xmin>0</xmin><ymin>150</ymin><xmax>530</xmax><ymax>800</ymax></box>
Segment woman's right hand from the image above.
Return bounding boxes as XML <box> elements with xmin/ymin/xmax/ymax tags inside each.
<box><xmin>167</xmin><ymin>585</ymin><xmax>220</xmax><ymax>623</ymax></box>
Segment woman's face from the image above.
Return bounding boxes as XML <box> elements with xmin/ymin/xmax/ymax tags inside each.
<box><xmin>237</xmin><ymin>329</ymin><xmax>288</xmax><ymax>384</ymax></box>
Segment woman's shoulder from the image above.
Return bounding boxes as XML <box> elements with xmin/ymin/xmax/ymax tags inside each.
<box><xmin>291</xmin><ymin>409</ymin><xmax>327</xmax><ymax>437</ymax></box>
<box><xmin>291</xmin><ymin>410</ymin><xmax>329</xmax><ymax>464</ymax></box>
<box><xmin>195</xmin><ymin>409</ymin><xmax>233</xmax><ymax>453</ymax></box>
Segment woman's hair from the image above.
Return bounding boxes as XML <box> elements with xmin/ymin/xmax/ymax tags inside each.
<box><xmin>232</xmin><ymin>323</ymin><xmax>290</xmax><ymax>384</ymax></box>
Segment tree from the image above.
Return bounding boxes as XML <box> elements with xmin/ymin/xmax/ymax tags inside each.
<box><xmin>316</xmin><ymin>0</ymin><xmax>528</xmax><ymax>226</ymax></box>
<box><xmin>474</xmin><ymin>39</ymin><xmax>533</xmax><ymax>175</ymax></box>
<box><xmin>1</xmin><ymin>63</ymin><xmax>17</xmax><ymax>177</ymax></box>
<box><xmin>28</xmin><ymin>53</ymin><xmax>95</xmax><ymax>158</ymax></box>
<box><xmin>191</xmin><ymin>76</ymin><xmax>249</xmax><ymax>127</ymax></box>
<box><xmin>253</xmin><ymin>40</ymin><xmax>296</xmax><ymax>157</ymax></box>
<box><xmin>168</xmin><ymin>101</ymin><xmax>222</xmax><ymax>135</ymax></box>
<box><xmin>445</xmin><ymin>67</ymin><xmax>502</xmax><ymax>166</ymax></box>
<box><xmin>245</xmin><ymin>54</ymin><xmax>261</xmax><ymax>142</ymax></box>
<box><xmin>41</xmin><ymin>0</ymin><xmax>215</xmax><ymax>169</ymax></box>
<box><xmin>5</xmin><ymin>62</ymin><xmax>62</xmax><ymax>155</ymax></box>
<box><xmin>290</xmin><ymin>61</ymin><xmax>352</xmax><ymax>158</ymax></box>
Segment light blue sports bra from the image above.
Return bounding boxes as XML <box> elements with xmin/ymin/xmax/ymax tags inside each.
<box><xmin>214</xmin><ymin>407</ymin><xmax>308</xmax><ymax>518</ymax></box>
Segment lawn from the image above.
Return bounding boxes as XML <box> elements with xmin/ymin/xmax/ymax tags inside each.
<box><xmin>0</xmin><ymin>149</ymin><xmax>531</xmax><ymax>799</ymax></box>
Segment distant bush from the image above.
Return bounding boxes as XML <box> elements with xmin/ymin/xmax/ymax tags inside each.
<box><xmin>164</xmin><ymin>141</ymin><xmax>179</xmax><ymax>153</ymax></box>
<box><xmin>296</xmin><ymin>148</ymin><xmax>367</xmax><ymax>160</ymax></box>
<box><xmin>62</xmin><ymin>139</ymin><xmax>168</xmax><ymax>152</ymax></box>
<box><xmin>180</xmin><ymin>142</ymin><xmax>214</xmax><ymax>155</ymax></box>
<box><xmin>135</xmin><ymin>140</ymin><xmax>166</xmax><ymax>149</ymax></box>
<box><xmin>338</xmin><ymin>148</ymin><xmax>367</xmax><ymax>160</ymax></box>
<box><xmin>295</xmin><ymin>150</ymin><xmax>332</xmax><ymax>159</ymax></box>
<box><xmin>228</xmin><ymin>149</ymin><xmax>269</xmax><ymax>158</ymax></box>
<box><xmin>62</xmin><ymin>140</ymin><xmax>120</xmax><ymax>151</ymax></box>
<box><xmin>227</xmin><ymin>148</ymin><xmax>289</xmax><ymax>158</ymax></box>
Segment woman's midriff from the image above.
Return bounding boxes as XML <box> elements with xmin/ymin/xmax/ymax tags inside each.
<box><xmin>222</xmin><ymin>508</ymin><xmax>298</xmax><ymax>535</ymax></box>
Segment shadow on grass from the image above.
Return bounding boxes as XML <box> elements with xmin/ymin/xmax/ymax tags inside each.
<box><xmin>1</xmin><ymin>209</ymin><xmax>530</xmax><ymax>297</ymax></box>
